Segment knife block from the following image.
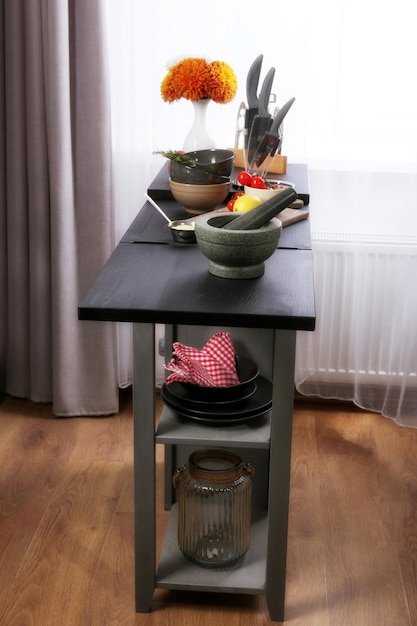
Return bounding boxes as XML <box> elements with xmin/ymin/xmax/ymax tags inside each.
<box><xmin>229</xmin><ymin>148</ymin><xmax>287</xmax><ymax>175</ymax></box>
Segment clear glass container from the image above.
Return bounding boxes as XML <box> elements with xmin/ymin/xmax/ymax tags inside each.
<box><xmin>173</xmin><ymin>449</ymin><xmax>254</xmax><ymax>567</ymax></box>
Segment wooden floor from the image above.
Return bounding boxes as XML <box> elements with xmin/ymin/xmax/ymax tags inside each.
<box><xmin>0</xmin><ymin>390</ymin><xmax>416</xmax><ymax>625</ymax></box>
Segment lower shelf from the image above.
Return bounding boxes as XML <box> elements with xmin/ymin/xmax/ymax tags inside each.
<box><xmin>156</xmin><ymin>504</ymin><xmax>268</xmax><ymax>595</ymax></box>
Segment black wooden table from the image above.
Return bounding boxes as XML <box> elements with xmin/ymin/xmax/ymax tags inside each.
<box><xmin>79</xmin><ymin>164</ymin><xmax>315</xmax><ymax>621</ymax></box>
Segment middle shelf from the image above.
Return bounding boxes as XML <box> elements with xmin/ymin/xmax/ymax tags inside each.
<box><xmin>155</xmin><ymin>405</ymin><xmax>272</xmax><ymax>449</ymax></box>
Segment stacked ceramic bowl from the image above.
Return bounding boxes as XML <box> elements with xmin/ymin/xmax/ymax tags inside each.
<box><xmin>161</xmin><ymin>355</ymin><xmax>273</xmax><ymax>425</ymax></box>
<box><xmin>169</xmin><ymin>149</ymin><xmax>234</xmax><ymax>214</ymax></box>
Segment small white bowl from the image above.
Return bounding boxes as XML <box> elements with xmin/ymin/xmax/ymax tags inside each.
<box><xmin>244</xmin><ymin>180</ymin><xmax>295</xmax><ymax>202</ymax></box>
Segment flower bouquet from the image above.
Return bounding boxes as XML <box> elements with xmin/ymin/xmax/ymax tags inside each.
<box><xmin>160</xmin><ymin>57</ymin><xmax>238</xmax><ymax>151</ymax></box>
<box><xmin>160</xmin><ymin>57</ymin><xmax>237</xmax><ymax>104</ymax></box>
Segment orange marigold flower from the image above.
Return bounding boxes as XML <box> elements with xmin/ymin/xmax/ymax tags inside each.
<box><xmin>206</xmin><ymin>61</ymin><xmax>238</xmax><ymax>104</ymax></box>
<box><xmin>160</xmin><ymin>57</ymin><xmax>237</xmax><ymax>104</ymax></box>
<box><xmin>161</xmin><ymin>58</ymin><xmax>210</xmax><ymax>102</ymax></box>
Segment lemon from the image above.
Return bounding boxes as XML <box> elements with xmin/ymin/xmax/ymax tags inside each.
<box><xmin>232</xmin><ymin>194</ymin><xmax>262</xmax><ymax>213</ymax></box>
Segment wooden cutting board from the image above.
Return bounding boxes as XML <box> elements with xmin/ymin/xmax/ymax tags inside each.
<box><xmin>278</xmin><ymin>207</ymin><xmax>309</xmax><ymax>227</ymax></box>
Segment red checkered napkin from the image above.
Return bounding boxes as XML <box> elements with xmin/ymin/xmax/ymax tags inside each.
<box><xmin>164</xmin><ymin>332</ymin><xmax>239</xmax><ymax>387</ymax></box>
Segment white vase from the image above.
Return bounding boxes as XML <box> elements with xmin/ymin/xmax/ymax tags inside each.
<box><xmin>183</xmin><ymin>99</ymin><xmax>216</xmax><ymax>152</ymax></box>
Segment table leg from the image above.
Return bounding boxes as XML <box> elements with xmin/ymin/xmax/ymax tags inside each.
<box><xmin>133</xmin><ymin>323</ymin><xmax>156</xmax><ymax>612</ymax></box>
<box><xmin>266</xmin><ymin>329</ymin><xmax>296</xmax><ymax>622</ymax></box>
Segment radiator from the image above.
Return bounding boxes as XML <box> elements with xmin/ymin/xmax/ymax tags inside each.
<box><xmin>296</xmin><ymin>231</ymin><xmax>417</xmax><ymax>389</ymax></box>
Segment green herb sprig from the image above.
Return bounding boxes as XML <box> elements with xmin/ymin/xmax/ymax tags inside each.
<box><xmin>153</xmin><ymin>150</ymin><xmax>198</xmax><ymax>167</ymax></box>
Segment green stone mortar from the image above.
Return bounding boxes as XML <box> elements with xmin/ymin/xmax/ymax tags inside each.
<box><xmin>194</xmin><ymin>213</ymin><xmax>282</xmax><ymax>279</ymax></box>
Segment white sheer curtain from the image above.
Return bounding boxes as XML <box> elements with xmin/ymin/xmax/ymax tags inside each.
<box><xmin>105</xmin><ymin>0</ymin><xmax>417</xmax><ymax>426</ymax></box>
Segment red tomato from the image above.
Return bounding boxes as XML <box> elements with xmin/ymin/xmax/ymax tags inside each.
<box><xmin>233</xmin><ymin>192</ymin><xmax>244</xmax><ymax>200</ymax></box>
<box><xmin>250</xmin><ymin>176</ymin><xmax>268</xmax><ymax>189</ymax></box>
<box><xmin>237</xmin><ymin>171</ymin><xmax>253</xmax><ymax>186</ymax></box>
<box><xmin>227</xmin><ymin>199</ymin><xmax>235</xmax><ymax>211</ymax></box>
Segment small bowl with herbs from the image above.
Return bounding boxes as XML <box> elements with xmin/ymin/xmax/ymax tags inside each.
<box><xmin>155</xmin><ymin>149</ymin><xmax>235</xmax><ymax>185</ymax></box>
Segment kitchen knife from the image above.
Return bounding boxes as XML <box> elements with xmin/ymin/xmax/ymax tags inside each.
<box><xmin>248</xmin><ymin>97</ymin><xmax>295</xmax><ymax>174</ymax></box>
<box><xmin>246</xmin><ymin>67</ymin><xmax>276</xmax><ymax>165</ymax></box>
<box><xmin>244</xmin><ymin>54</ymin><xmax>263</xmax><ymax>148</ymax></box>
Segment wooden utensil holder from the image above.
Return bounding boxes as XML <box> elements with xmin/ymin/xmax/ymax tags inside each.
<box><xmin>229</xmin><ymin>148</ymin><xmax>287</xmax><ymax>175</ymax></box>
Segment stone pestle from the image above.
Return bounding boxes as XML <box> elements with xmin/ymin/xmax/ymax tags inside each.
<box><xmin>224</xmin><ymin>188</ymin><xmax>297</xmax><ymax>231</ymax></box>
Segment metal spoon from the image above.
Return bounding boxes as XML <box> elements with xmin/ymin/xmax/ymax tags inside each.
<box><xmin>144</xmin><ymin>193</ymin><xmax>174</xmax><ymax>224</ymax></box>
<box><xmin>144</xmin><ymin>193</ymin><xmax>196</xmax><ymax>243</ymax></box>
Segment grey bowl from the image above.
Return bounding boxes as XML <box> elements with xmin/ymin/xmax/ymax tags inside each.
<box><xmin>195</xmin><ymin>213</ymin><xmax>282</xmax><ymax>279</ymax></box>
<box><xmin>170</xmin><ymin>162</ymin><xmax>229</xmax><ymax>185</ymax></box>
<box><xmin>185</xmin><ymin>149</ymin><xmax>235</xmax><ymax>175</ymax></box>
<box><xmin>170</xmin><ymin>149</ymin><xmax>235</xmax><ymax>186</ymax></box>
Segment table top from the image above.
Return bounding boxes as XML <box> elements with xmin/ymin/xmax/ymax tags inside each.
<box><xmin>78</xmin><ymin>166</ymin><xmax>316</xmax><ymax>331</ymax></box>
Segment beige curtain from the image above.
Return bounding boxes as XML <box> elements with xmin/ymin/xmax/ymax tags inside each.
<box><xmin>0</xmin><ymin>0</ymin><xmax>119</xmax><ymax>415</ymax></box>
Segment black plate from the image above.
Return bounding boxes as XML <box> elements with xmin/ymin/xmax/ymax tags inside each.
<box><xmin>170</xmin><ymin>407</ymin><xmax>271</xmax><ymax>426</ymax></box>
<box><xmin>164</xmin><ymin>380</ymin><xmax>257</xmax><ymax>407</ymax></box>
<box><xmin>161</xmin><ymin>375</ymin><xmax>272</xmax><ymax>421</ymax></box>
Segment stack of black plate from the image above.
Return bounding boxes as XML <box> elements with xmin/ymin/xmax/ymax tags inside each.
<box><xmin>161</xmin><ymin>355</ymin><xmax>272</xmax><ymax>425</ymax></box>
